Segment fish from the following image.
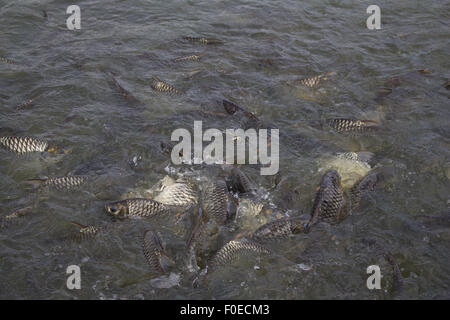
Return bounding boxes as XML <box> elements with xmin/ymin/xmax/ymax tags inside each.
<box><xmin>0</xmin><ymin>136</ymin><xmax>51</xmax><ymax>154</ymax></box>
<box><xmin>69</xmin><ymin>221</ymin><xmax>103</xmax><ymax>241</ymax></box>
<box><xmin>202</xmin><ymin>180</ymin><xmax>237</xmax><ymax>225</ymax></box>
<box><xmin>109</xmin><ymin>74</ymin><xmax>140</xmax><ymax>103</ymax></box>
<box><xmin>306</xmin><ymin>169</ymin><xmax>347</xmax><ymax>230</ymax></box>
<box><xmin>325</xmin><ymin>118</ymin><xmax>381</xmax><ymax>133</ymax></box>
<box><xmin>153</xmin><ymin>176</ymin><xmax>198</xmax><ymax>207</ymax></box>
<box><xmin>105</xmin><ymin>198</ymin><xmax>175</xmax><ymax>218</ymax></box>
<box><xmin>0</xmin><ymin>207</ymin><xmax>33</xmax><ymax>228</ymax></box>
<box><xmin>250</xmin><ymin>216</ymin><xmax>307</xmax><ymax>243</ymax></box>
<box><xmin>27</xmin><ymin>175</ymin><xmax>89</xmax><ymax>191</ymax></box>
<box><xmin>292</xmin><ymin>72</ymin><xmax>336</xmax><ymax>88</ymax></box>
<box><xmin>208</xmin><ymin>238</ymin><xmax>271</xmax><ymax>271</ymax></box>
<box><xmin>142</xmin><ymin>230</ymin><xmax>174</xmax><ymax>274</ymax></box>
<box><xmin>150</xmin><ymin>75</ymin><xmax>182</xmax><ymax>94</ymax></box>
<box><xmin>183</xmin><ymin>36</ymin><xmax>223</xmax><ymax>45</ymax></box>
<box><xmin>0</xmin><ymin>57</ymin><xmax>16</xmax><ymax>65</ymax></box>
<box><xmin>222</xmin><ymin>99</ymin><xmax>258</xmax><ymax>120</ymax></box>
<box><xmin>225</xmin><ymin>166</ymin><xmax>255</xmax><ymax>194</ymax></box>
<box><xmin>349</xmin><ymin>169</ymin><xmax>385</xmax><ymax>210</ymax></box>
<box><xmin>15</xmin><ymin>95</ymin><xmax>42</xmax><ymax>110</ymax></box>
<box><xmin>173</xmin><ymin>52</ymin><xmax>205</xmax><ymax>62</ymax></box>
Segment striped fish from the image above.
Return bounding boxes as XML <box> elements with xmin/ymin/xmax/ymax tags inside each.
<box><xmin>306</xmin><ymin>169</ymin><xmax>347</xmax><ymax>230</ymax></box>
<box><xmin>208</xmin><ymin>238</ymin><xmax>271</xmax><ymax>271</ymax></box>
<box><xmin>325</xmin><ymin>118</ymin><xmax>381</xmax><ymax>133</ymax></box>
<box><xmin>0</xmin><ymin>207</ymin><xmax>33</xmax><ymax>228</ymax></box>
<box><xmin>69</xmin><ymin>221</ymin><xmax>103</xmax><ymax>241</ymax></box>
<box><xmin>142</xmin><ymin>230</ymin><xmax>174</xmax><ymax>274</ymax></box>
<box><xmin>173</xmin><ymin>52</ymin><xmax>205</xmax><ymax>62</ymax></box>
<box><xmin>0</xmin><ymin>57</ymin><xmax>16</xmax><ymax>65</ymax></box>
<box><xmin>294</xmin><ymin>72</ymin><xmax>336</xmax><ymax>88</ymax></box>
<box><xmin>203</xmin><ymin>180</ymin><xmax>237</xmax><ymax>225</ymax></box>
<box><xmin>15</xmin><ymin>95</ymin><xmax>41</xmax><ymax>110</ymax></box>
<box><xmin>151</xmin><ymin>76</ymin><xmax>181</xmax><ymax>94</ymax></box>
<box><xmin>250</xmin><ymin>216</ymin><xmax>306</xmax><ymax>243</ymax></box>
<box><xmin>0</xmin><ymin>136</ymin><xmax>49</xmax><ymax>154</ymax></box>
<box><xmin>183</xmin><ymin>37</ymin><xmax>223</xmax><ymax>45</ymax></box>
<box><xmin>105</xmin><ymin>198</ymin><xmax>175</xmax><ymax>218</ymax></box>
<box><xmin>27</xmin><ymin>176</ymin><xmax>89</xmax><ymax>191</ymax></box>
<box><xmin>153</xmin><ymin>177</ymin><xmax>198</xmax><ymax>207</ymax></box>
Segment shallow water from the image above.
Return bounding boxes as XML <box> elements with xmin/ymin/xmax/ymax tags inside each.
<box><xmin>0</xmin><ymin>0</ymin><xmax>449</xmax><ymax>299</ymax></box>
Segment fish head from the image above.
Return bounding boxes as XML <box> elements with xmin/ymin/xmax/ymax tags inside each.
<box><xmin>105</xmin><ymin>200</ymin><xmax>128</xmax><ymax>218</ymax></box>
<box><xmin>322</xmin><ymin>169</ymin><xmax>341</xmax><ymax>187</ymax></box>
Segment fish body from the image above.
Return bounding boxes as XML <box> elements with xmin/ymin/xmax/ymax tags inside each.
<box><xmin>109</xmin><ymin>74</ymin><xmax>140</xmax><ymax>102</ymax></box>
<box><xmin>208</xmin><ymin>238</ymin><xmax>271</xmax><ymax>271</ymax></box>
<box><xmin>306</xmin><ymin>169</ymin><xmax>346</xmax><ymax>230</ymax></box>
<box><xmin>142</xmin><ymin>230</ymin><xmax>174</xmax><ymax>274</ymax></box>
<box><xmin>294</xmin><ymin>72</ymin><xmax>335</xmax><ymax>88</ymax></box>
<box><xmin>350</xmin><ymin>170</ymin><xmax>383</xmax><ymax>210</ymax></box>
<box><xmin>173</xmin><ymin>52</ymin><xmax>205</xmax><ymax>62</ymax></box>
<box><xmin>70</xmin><ymin>221</ymin><xmax>103</xmax><ymax>241</ymax></box>
<box><xmin>153</xmin><ymin>177</ymin><xmax>198</xmax><ymax>207</ymax></box>
<box><xmin>226</xmin><ymin>167</ymin><xmax>255</xmax><ymax>194</ymax></box>
<box><xmin>151</xmin><ymin>76</ymin><xmax>181</xmax><ymax>94</ymax></box>
<box><xmin>16</xmin><ymin>95</ymin><xmax>41</xmax><ymax>110</ymax></box>
<box><xmin>0</xmin><ymin>57</ymin><xmax>16</xmax><ymax>65</ymax></box>
<box><xmin>105</xmin><ymin>198</ymin><xmax>174</xmax><ymax>218</ymax></box>
<box><xmin>183</xmin><ymin>37</ymin><xmax>223</xmax><ymax>45</ymax></box>
<box><xmin>0</xmin><ymin>207</ymin><xmax>33</xmax><ymax>228</ymax></box>
<box><xmin>326</xmin><ymin>118</ymin><xmax>380</xmax><ymax>133</ymax></box>
<box><xmin>203</xmin><ymin>180</ymin><xmax>237</xmax><ymax>225</ymax></box>
<box><xmin>250</xmin><ymin>216</ymin><xmax>306</xmax><ymax>243</ymax></box>
<box><xmin>0</xmin><ymin>136</ymin><xmax>48</xmax><ymax>154</ymax></box>
<box><xmin>28</xmin><ymin>176</ymin><xmax>88</xmax><ymax>190</ymax></box>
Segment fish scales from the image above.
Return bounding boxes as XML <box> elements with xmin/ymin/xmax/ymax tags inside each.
<box><xmin>173</xmin><ymin>52</ymin><xmax>204</xmax><ymax>62</ymax></box>
<box><xmin>154</xmin><ymin>178</ymin><xmax>198</xmax><ymax>207</ymax></box>
<box><xmin>142</xmin><ymin>230</ymin><xmax>170</xmax><ymax>274</ymax></box>
<box><xmin>0</xmin><ymin>207</ymin><xmax>33</xmax><ymax>228</ymax></box>
<box><xmin>250</xmin><ymin>216</ymin><xmax>306</xmax><ymax>242</ymax></box>
<box><xmin>203</xmin><ymin>180</ymin><xmax>235</xmax><ymax>225</ymax></box>
<box><xmin>183</xmin><ymin>37</ymin><xmax>223</xmax><ymax>45</ymax></box>
<box><xmin>294</xmin><ymin>72</ymin><xmax>335</xmax><ymax>88</ymax></box>
<box><xmin>151</xmin><ymin>76</ymin><xmax>181</xmax><ymax>94</ymax></box>
<box><xmin>29</xmin><ymin>176</ymin><xmax>89</xmax><ymax>190</ymax></box>
<box><xmin>105</xmin><ymin>198</ymin><xmax>173</xmax><ymax>218</ymax></box>
<box><xmin>209</xmin><ymin>238</ymin><xmax>271</xmax><ymax>270</ymax></box>
<box><xmin>326</xmin><ymin>118</ymin><xmax>380</xmax><ymax>133</ymax></box>
<box><xmin>307</xmin><ymin>169</ymin><xmax>346</xmax><ymax>229</ymax></box>
<box><xmin>0</xmin><ymin>136</ymin><xmax>48</xmax><ymax>154</ymax></box>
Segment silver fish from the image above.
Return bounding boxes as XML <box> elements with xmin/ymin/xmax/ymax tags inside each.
<box><xmin>0</xmin><ymin>57</ymin><xmax>16</xmax><ymax>65</ymax></box>
<box><xmin>0</xmin><ymin>207</ymin><xmax>33</xmax><ymax>228</ymax></box>
<box><xmin>105</xmin><ymin>198</ymin><xmax>175</xmax><ymax>218</ymax></box>
<box><xmin>0</xmin><ymin>136</ymin><xmax>49</xmax><ymax>154</ymax></box>
<box><xmin>142</xmin><ymin>230</ymin><xmax>174</xmax><ymax>274</ymax></box>
<box><xmin>326</xmin><ymin>118</ymin><xmax>381</xmax><ymax>133</ymax></box>
<box><xmin>153</xmin><ymin>176</ymin><xmax>198</xmax><ymax>207</ymax></box>
<box><xmin>173</xmin><ymin>52</ymin><xmax>205</xmax><ymax>62</ymax></box>
<box><xmin>208</xmin><ymin>238</ymin><xmax>271</xmax><ymax>271</ymax></box>
<box><xmin>293</xmin><ymin>72</ymin><xmax>336</xmax><ymax>88</ymax></box>
<box><xmin>202</xmin><ymin>180</ymin><xmax>237</xmax><ymax>225</ymax></box>
<box><xmin>306</xmin><ymin>169</ymin><xmax>346</xmax><ymax>230</ymax></box>
<box><xmin>151</xmin><ymin>75</ymin><xmax>182</xmax><ymax>94</ymax></box>
<box><xmin>27</xmin><ymin>176</ymin><xmax>89</xmax><ymax>191</ymax></box>
<box><xmin>183</xmin><ymin>36</ymin><xmax>223</xmax><ymax>45</ymax></box>
<box><xmin>250</xmin><ymin>216</ymin><xmax>306</xmax><ymax>243</ymax></box>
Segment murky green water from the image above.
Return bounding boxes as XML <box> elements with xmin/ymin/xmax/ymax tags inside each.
<box><xmin>0</xmin><ymin>0</ymin><xmax>449</xmax><ymax>299</ymax></box>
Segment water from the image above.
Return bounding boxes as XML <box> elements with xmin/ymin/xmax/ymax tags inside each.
<box><xmin>0</xmin><ymin>0</ymin><xmax>449</xmax><ymax>299</ymax></box>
